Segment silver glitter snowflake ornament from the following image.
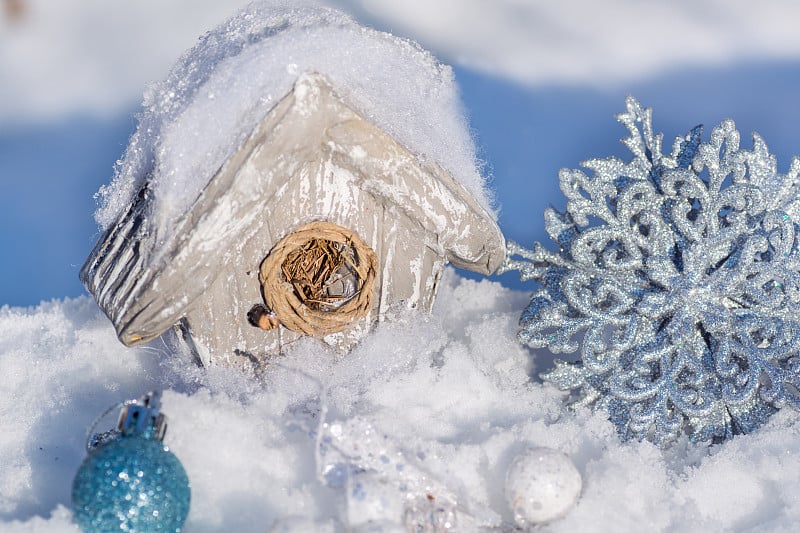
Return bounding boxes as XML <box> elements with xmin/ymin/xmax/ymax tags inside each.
<box><xmin>503</xmin><ymin>97</ymin><xmax>800</xmax><ymax>446</ymax></box>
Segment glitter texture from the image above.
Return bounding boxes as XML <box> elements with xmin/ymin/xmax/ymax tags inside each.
<box><xmin>72</xmin><ymin>435</ymin><xmax>190</xmax><ymax>532</ymax></box>
<box><xmin>503</xmin><ymin>97</ymin><xmax>800</xmax><ymax>446</ymax></box>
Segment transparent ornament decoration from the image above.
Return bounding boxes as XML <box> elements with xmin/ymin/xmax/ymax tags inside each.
<box><xmin>503</xmin><ymin>97</ymin><xmax>800</xmax><ymax>446</ymax></box>
<box><xmin>315</xmin><ymin>416</ymin><xmax>501</xmax><ymax>530</ymax></box>
<box><xmin>72</xmin><ymin>391</ymin><xmax>191</xmax><ymax>532</ymax></box>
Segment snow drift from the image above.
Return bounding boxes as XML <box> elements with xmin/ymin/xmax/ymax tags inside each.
<box><xmin>4</xmin><ymin>272</ymin><xmax>800</xmax><ymax>531</ymax></box>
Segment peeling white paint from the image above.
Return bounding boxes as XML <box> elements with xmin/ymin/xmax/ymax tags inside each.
<box><xmin>82</xmin><ymin>73</ymin><xmax>504</xmax><ymax>363</ymax></box>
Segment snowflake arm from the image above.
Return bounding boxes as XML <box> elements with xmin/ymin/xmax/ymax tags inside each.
<box><xmin>504</xmin><ymin>97</ymin><xmax>800</xmax><ymax>446</ymax></box>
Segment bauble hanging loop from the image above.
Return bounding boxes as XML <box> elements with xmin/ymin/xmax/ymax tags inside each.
<box><xmin>71</xmin><ymin>391</ymin><xmax>191</xmax><ymax>532</ymax></box>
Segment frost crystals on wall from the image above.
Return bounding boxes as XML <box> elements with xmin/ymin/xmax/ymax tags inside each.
<box><xmin>504</xmin><ymin>97</ymin><xmax>800</xmax><ymax>446</ymax></box>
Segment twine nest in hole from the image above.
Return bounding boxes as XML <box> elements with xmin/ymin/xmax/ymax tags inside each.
<box><xmin>259</xmin><ymin>221</ymin><xmax>377</xmax><ymax>337</ymax></box>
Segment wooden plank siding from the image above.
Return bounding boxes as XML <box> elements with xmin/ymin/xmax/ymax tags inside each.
<box><xmin>183</xmin><ymin>155</ymin><xmax>444</xmax><ymax>365</ymax></box>
<box><xmin>81</xmin><ymin>73</ymin><xmax>504</xmax><ymax>367</ymax></box>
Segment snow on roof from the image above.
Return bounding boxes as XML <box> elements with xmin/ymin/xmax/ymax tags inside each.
<box><xmin>93</xmin><ymin>0</ymin><xmax>493</xmax><ymax>233</ymax></box>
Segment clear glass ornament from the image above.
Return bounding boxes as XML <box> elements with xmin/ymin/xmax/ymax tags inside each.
<box><xmin>72</xmin><ymin>391</ymin><xmax>191</xmax><ymax>532</ymax></box>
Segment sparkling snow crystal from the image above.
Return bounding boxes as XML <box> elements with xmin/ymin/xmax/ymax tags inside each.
<box><xmin>504</xmin><ymin>97</ymin><xmax>800</xmax><ymax>446</ymax></box>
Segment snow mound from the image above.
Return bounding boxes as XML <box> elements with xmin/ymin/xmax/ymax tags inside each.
<box><xmin>5</xmin><ymin>271</ymin><xmax>800</xmax><ymax>531</ymax></box>
<box><xmin>93</xmin><ymin>0</ymin><xmax>491</xmax><ymax>232</ymax></box>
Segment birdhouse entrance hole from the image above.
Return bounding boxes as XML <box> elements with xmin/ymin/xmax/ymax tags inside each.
<box><xmin>282</xmin><ymin>237</ymin><xmax>359</xmax><ymax>311</ymax></box>
<box><xmin>259</xmin><ymin>221</ymin><xmax>377</xmax><ymax>337</ymax></box>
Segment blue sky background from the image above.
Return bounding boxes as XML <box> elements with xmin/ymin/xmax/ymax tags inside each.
<box><xmin>2</xmin><ymin>59</ymin><xmax>800</xmax><ymax>306</ymax></box>
<box><xmin>2</xmin><ymin>0</ymin><xmax>800</xmax><ymax>307</ymax></box>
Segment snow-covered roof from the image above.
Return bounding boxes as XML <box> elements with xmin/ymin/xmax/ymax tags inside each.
<box><xmin>93</xmin><ymin>1</ymin><xmax>493</xmax><ymax>233</ymax></box>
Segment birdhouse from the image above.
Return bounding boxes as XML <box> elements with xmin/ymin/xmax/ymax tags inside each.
<box><xmin>82</xmin><ymin>72</ymin><xmax>505</xmax><ymax>368</ymax></box>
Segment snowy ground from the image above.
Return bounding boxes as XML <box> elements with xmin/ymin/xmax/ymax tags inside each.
<box><xmin>4</xmin><ymin>270</ymin><xmax>800</xmax><ymax>532</ymax></box>
<box><xmin>4</xmin><ymin>1</ymin><xmax>800</xmax><ymax>531</ymax></box>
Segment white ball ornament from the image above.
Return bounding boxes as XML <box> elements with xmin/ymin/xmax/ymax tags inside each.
<box><xmin>505</xmin><ymin>447</ymin><xmax>582</xmax><ymax>526</ymax></box>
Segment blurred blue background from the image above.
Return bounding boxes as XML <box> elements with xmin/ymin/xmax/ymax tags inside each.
<box><xmin>2</xmin><ymin>1</ymin><xmax>800</xmax><ymax>307</ymax></box>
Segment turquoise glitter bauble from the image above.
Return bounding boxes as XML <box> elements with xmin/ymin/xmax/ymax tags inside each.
<box><xmin>72</xmin><ymin>435</ymin><xmax>190</xmax><ymax>532</ymax></box>
<box><xmin>72</xmin><ymin>392</ymin><xmax>190</xmax><ymax>532</ymax></box>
